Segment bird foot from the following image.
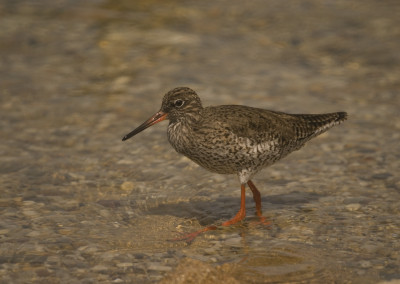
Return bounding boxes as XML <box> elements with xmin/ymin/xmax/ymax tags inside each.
<box><xmin>170</xmin><ymin>216</ymin><xmax>270</xmax><ymax>243</ymax></box>
<box><xmin>169</xmin><ymin>225</ymin><xmax>218</xmax><ymax>243</ymax></box>
<box><xmin>249</xmin><ymin>215</ymin><xmax>272</xmax><ymax>228</ymax></box>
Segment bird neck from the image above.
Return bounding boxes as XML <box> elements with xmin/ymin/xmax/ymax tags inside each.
<box><xmin>167</xmin><ymin>112</ymin><xmax>201</xmax><ymax>155</ymax></box>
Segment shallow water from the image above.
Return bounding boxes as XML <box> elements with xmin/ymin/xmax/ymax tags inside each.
<box><xmin>1</xmin><ymin>0</ymin><xmax>399</xmax><ymax>283</ymax></box>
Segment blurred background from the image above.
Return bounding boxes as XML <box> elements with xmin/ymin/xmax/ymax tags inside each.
<box><xmin>1</xmin><ymin>0</ymin><xmax>399</xmax><ymax>283</ymax></box>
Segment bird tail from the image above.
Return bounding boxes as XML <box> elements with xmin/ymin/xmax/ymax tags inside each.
<box><xmin>293</xmin><ymin>111</ymin><xmax>348</xmax><ymax>141</ymax></box>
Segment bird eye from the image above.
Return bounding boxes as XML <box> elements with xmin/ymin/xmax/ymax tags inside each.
<box><xmin>174</xmin><ymin>99</ymin><xmax>184</xmax><ymax>107</ymax></box>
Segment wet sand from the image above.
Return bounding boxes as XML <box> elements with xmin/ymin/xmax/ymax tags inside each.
<box><xmin>1</xmin><ymin>0</ymin><xmax>399</xmax><ymax>283</ymax></box>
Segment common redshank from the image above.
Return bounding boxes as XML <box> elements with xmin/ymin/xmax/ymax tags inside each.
<box><xmin>122</xmin><ymin>87</ymin><xmax>347</xmax><ymax>239</ymax></box>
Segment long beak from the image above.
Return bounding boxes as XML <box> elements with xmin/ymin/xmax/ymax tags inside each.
<box><xmin>122</xmin><ymin>111</ymin><xmax>168</xmax><ymax>141</ymax></box>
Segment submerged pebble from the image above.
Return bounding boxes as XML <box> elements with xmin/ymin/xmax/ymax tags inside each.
<box><xmin>0</xmin><ymin>0</ymin><xmax>399</xmax><ymax>283</ymax></box>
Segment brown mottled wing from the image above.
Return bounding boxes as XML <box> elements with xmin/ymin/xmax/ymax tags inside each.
<box><xmin>196</xmin><ymin>106</ymin><xmax>295</xmax><ymax>143</ymax></box>
<box><xmin>197</xmin><ymin>105</ymin><xmax>347</xmax><ymax>145</ymax></box>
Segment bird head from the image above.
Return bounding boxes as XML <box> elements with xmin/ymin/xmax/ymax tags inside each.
<box><xmin>122</xmin><ymin>87</ymin><xmax>203</xmax><ymax>141</ymax></box>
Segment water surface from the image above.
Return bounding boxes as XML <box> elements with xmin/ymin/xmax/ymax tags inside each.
<box><xmin>1</xmin><ymin>0</ymin><xmax>399</xmax><ymax>282</ymax></box>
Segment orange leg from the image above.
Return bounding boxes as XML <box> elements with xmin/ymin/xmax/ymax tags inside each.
<box><xmin>221</xmin><ymin>183</ymin><xmax>247</xmax><ymax>226</ymax></box>
<box><xmin>247</xmin><ymin>180</ymin><xmax>270</xmax><ymax>225</ymax></box>
<box><xmin>247</xmin><ymin>180</ymin><xmax>262</xmax><ymax>217</ymax></box>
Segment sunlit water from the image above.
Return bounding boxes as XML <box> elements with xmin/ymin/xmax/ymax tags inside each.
<box><xmin>1</xmin><ymin>0</ymin><xmax>399</xmax><ymax>283</ymax></box>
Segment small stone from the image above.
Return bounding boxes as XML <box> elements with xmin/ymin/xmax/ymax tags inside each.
<box><xmin>92</xmin><ymin>265</ymin><xmax>108</xmax><ymax>272</ymax></box>
<box><xmin>27</xmin><ymin>230</ymin><xmax>41</xmax><ymax>237</ymax></box>
<box><xmin>148</xmin><ymin>262</ymin><xmax>172</xmax><ymax>272</ymax></box>
<box><xmin>360</xmin><ymin>260</ymin><xmax>372</xmax><ymax>268</ymax></box>
<box><xmin>67</xmin><ymin>172</ymin><xmax>85</xmax><ymax>180</ymax></box>
<box><xmin>99</xmin><ymin>209</ymin><xmax>110</xmax><ymax>218</ymax></box>
<box><xmin>203</xmin><ymin>246</ymin><xmax>217</xmax><ymax>254</ymax></box>
<box><xmin>22</xmin><ymin>209</ymin><xmax>39</xmax><ymax>217</ymax></box>
<box><xmin>0</xmin><ymin>229</ymin><xmax>10</xmax><ymax>235</ymax></box>
<box><xmin>22</xmin><ymin>200</ymin><xmax>36</xmax><ymax>206</ymax></box>
<box><xmin>111</xmin><ymin>76</ymin><xmax>131</xmax><ymax>92</ymax></box>
<box><xmin>121</xmin><ymin>181</ymin><xmax>134</xmax><ymax>191</ymax></box>
<box><xmin>116</xmin><ymin>262</ymin><xmax>133</xmax><ymax>268</ymax></box>
<box><xmin>59</xmin><ymin>229</ymin><xmax>73</xmax><ymax>235</ymax></box>
<box><xmin>97</xmin><ymin>200</ymin><xmax>121</xmax><ymax>208</ymax></box>
<box><xmin>345</xmin><ymin>203</ymin><xmax>361</xmax><ymax>211</ymax></box>
<box><xmin>224</xmin><ymin>236</ymin><xmax>242</xmax><ymax>247</ymax></box>
<box><xmin>78</xmin><ymin>245</ymin><xmax>98</xmax><ymax>253</ymax></box>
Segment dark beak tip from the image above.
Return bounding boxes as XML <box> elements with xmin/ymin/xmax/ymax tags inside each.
<box><xmin>121</xmin><ymin>110</ymin><xmax>167</xmax><ymax>142</ymax></box>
